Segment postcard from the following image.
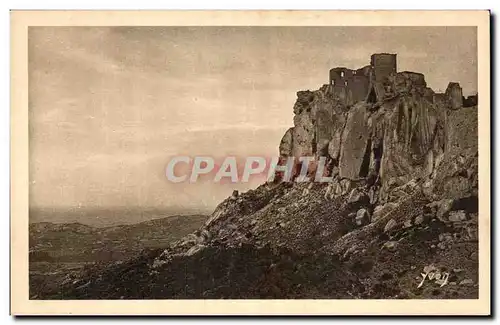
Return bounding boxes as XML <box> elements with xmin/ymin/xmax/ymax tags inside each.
<box><xmin>10</xmin><ymin>10</ymin><xmax>490</xmax><ymax>315</ymax></box>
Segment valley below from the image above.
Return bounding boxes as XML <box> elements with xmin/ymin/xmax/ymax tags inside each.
<box><xmin>29</xmin><ymin>214</ymin><xmax>207</xmax><ymax>299</ymax></box>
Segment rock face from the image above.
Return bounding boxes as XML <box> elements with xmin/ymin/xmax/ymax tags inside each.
<box><xmin>279</xmin><ymin>86</ymin><xmax>348</xmax><ymax>161</ymax></box>
<box><xmin>339</xmin><ymin>102</ymin><xmax>371</xmax><ymax>179</ymax></box>
<box><xmin>277</xmin><ymin>54</ymin><xmax>474</xmax><ymax>202</ymax></box>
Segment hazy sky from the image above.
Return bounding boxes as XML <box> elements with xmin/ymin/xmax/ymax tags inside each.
<box><xmin>29</xmin><ymin>26</ymin><xmax>477</xmax><ymax>212</ymax></box>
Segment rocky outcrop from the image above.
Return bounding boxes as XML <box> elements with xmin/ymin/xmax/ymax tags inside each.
<box><xmin>277</xmin><ymin>54</ymin><xmax>474</xmax><ymax>204</ymax></box>
<box><xmin>425</xmin><ymin>106</ymin><xmax>478</xmax><ymax>200</ymax></box>
<box><xmin>279</xmin><ymin>86</ymin><xmax>348</xmax><ymax>161</ymax></box>
<box><xmin>377</xmin><ymin>94</ymin><xmax>445</xmax><ymax>198</ymax></box>
<box><xmin>279</xmin><ymin>127</ymin><xmax>293</xmax><ymax>156</ymax></box>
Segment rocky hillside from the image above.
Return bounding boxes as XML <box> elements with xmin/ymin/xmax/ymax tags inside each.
<box><xmin>29</xmin><ymin>215</ymin><xmax>207</xmax><ymax>299</ymax></box>
<box><xmin>37</xmin><ymin>55</ymin><xmax>479</xmax><ymax>300</ymax></box>
<box><xmin>30</xmin><ymin>215</ymin><xmax>208</xmax><ymax>263</ymax></box>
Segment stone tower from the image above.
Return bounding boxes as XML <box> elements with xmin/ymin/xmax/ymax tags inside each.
<box><xmin>370</xmin><ymin>53</ymin><xmax>397</xmax><ymax>81</ymax></box>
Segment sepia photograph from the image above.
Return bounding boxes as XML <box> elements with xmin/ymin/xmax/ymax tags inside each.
<box><xmin>11</xmin><ymin>10</ymin><xmax>490</xmax><ymax>315</ymax></box>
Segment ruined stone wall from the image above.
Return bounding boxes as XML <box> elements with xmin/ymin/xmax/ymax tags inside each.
<box><xmin>350</xmin><ymin>74</ymin><xmax>371</xmax><ymax>103</ymax></box>
<box><xmin>329</xmin><ymin>67</ymin><xmax>354</xmax><ymax>85</ymax></box>
<box><xmin>445</xmin><ymin>82</ymin><xmax>464</xmax><ymax>110</ymax></box>
<box><xmin>329</xmin><ymin>67</ymin><xmax>371</xmax><ymax>103</ymax></box>
<box><xmin>463</xmin><ymin>94</ymin><xmax>478</xmax><ymax>107</ymax></box>
<box><xmin>328</xmin><ymin>54</ymin><xmax>398</xmax><ymax>106</ymax></box>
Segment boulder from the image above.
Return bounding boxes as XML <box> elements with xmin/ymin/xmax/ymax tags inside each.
<box><xmin>459</xmin><ymin>279</ymin><xmax>474</xmax><ymax>286</ymax></box>
<box><xmin>382</xmin><ymin>241</ymin><xmax>398</xmax><ymax>251</ymax></box>
<box><xmin>448</xmin><ymin>210</ymin><xmax>467</xmax><ymax>222</ymax></box>
<box><xmin>334</xmin><ymin>182</ymin><xmax>343</xmax><ymax>197</ymax></box>
<box><xmin>347</xmin><ymin>188</ymin><xmax>369</xmax><ymax>205</ymax></box>
<box><xmin>372</xmin><ymin>205</ymin><xmax>384</xmax><ymax>221</ymax></box>
<box><xmin>340</xmin><ymin>179</ymin><xmax>352</xmax><ymax>195</ymax></box>
<box><xmin>324</xmin><ymin>183</ymin><xmax>335</xmax><ymax>200</ymax></box>
<box><xmin>185</xmin><ymin>244</ymin><xmax>206</xmax><ymax>257</ymax></box>
<box><xmin>355</xmin><ymin>208</ymin><xmax>370</xmax><ymax>226</ymax></box>
<box><xmin>414</xmin><ymin>215</ymin><xmax>426</xmax><ymax>225</ymax></box>
<box><xmin>372</xmin><ymin>202</ymin><xmax>397</xmax><ymax>223</ymax></box>
<box><xmin>384</xmin><ymin>219</ymin><xmax>398</xmax><ymax>233</ymax></box>
<box><xmin>436</xmin><ymin>198</ymin><xmax>454</xmax><ymax>221</ymax></box>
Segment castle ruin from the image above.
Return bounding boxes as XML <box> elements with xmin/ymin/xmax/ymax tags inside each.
<box><xmin>327</xmin><ymin>53</ymin><xmax>476</xmax><ymax>108</ymax></box>
<box><xmin>328</xmin><ymin>53</ymin><xmax>397</xmax><ymax>105</ymax></box>
<box><xmin>279</xmin><ymin>53</ymin><xmax>479</xmax><ymax>193</ymax></box>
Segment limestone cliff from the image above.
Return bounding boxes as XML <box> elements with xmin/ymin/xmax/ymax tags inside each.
<box><xmin>278</xmin><ymin>54</ymin><xmax>477</xmax><ymax>203</ymax></box>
